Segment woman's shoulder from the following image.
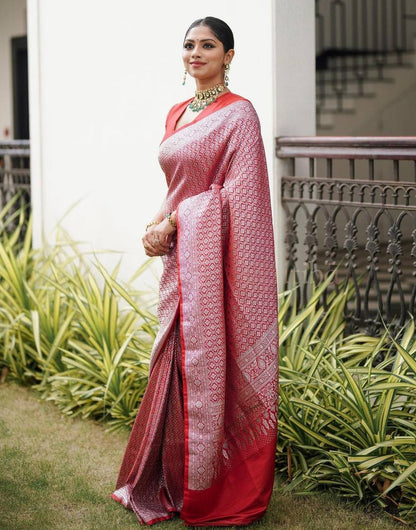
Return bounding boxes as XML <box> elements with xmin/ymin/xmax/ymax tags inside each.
<box><xmin>208</xmin><ymin>92</ymin><xmax>260</xmax><ymax>126</ymax></box>
<box><xmin>228</xmin><ymin>93</ymin><xmax>257</xmax><ymax>111</ymax></box>
<box><xmin>165</xmin><ymin>98</ymin><xmax>192</xmax><ymax>120</ymax></box>
<box><xmin>216</xmin><ymin>92</ymin><xmax>249</xmax><ymax>111</ymax></box>
<box><xmin>224</xmin><ymin>93</ymin><xmax>261</xmax><ymax>124</ymax></box>
<box><xmin>163</xmin><ymin>97</ymin><xmax>193</xmax><ymax>133</ymax></box>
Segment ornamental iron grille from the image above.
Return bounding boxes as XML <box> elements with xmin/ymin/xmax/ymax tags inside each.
<box><xmin>277</xmin><ymin>136</ymin><xmax>416</xmax><ymax>333</ymax></box>
<box><xmin>0</xmin><ymin>141</ymin><xmax>31</xmax><ymax>231</ymax></box>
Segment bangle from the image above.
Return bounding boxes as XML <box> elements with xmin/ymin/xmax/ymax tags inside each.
<box><xmin>145</xmin><ymin>221</ymin><xmax>158</xmax><ymax>231</ymax></box>
<box><xmin>166</xmin><ymin>212</ymin><xmax>177</xmax><ymax>229</ymax></box>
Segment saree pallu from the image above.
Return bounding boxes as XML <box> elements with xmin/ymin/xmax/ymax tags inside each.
<box><xmin>112</xmin><ymin>94</ymin><xmax>278</xmax><ymax>526</ymax></box>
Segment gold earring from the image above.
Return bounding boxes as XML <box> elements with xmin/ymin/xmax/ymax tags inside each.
<box><xmin>224</xmin><ymin>64</ymin><xmax>230</xmax><ymax>87</ymax></box>
<box><xmin>182</xmin><ymin>70</ymin><xmax>187</xmax><ymax>86</ymax></box>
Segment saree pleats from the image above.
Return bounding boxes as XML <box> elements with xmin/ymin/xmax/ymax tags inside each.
<box><xmin>112</xmin><ymin>323</ymin><xmax>184</xmax><ymax>524</ymax></box>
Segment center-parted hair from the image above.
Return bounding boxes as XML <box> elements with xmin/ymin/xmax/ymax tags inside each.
<box><xmin>184</xmin><ymin>16</ymin><xmax>234</xmax><ymax>53</ymax></box>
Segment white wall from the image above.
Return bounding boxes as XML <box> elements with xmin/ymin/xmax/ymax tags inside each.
<box><xmin>273</xmin><ymin>0</ymin><xmax>316</xmax><ymax>286</ymax></box>
<box><xmin>27</xmin><ymin>0</ymin><xmax>275</xmax><ymax>283</ymax></box>
<box><xmin>0</xmin><ymin>0</ymin><xmax>27</xmax><ymax>140</ymax></box>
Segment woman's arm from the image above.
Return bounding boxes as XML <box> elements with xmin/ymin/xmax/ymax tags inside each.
<box><xmin>145</xmin><ymin>199</ymin><xmax>167</xmax><ymax>228</ymax></box>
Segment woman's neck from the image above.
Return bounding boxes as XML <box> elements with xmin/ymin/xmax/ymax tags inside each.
<box><xmin>195</xmin><ymin>79</ymin><xmax>225</xmax><ymax>91</ymax></box>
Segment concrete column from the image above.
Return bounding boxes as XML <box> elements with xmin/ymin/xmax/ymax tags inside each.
<box><xmin>27</xmin><ymin>0</ymin><xmax>44</xmax><ymax>246</ymax></box>
<box><xmin>273</xmin><ymin>0</ymin><xmax>316</xmax><ymax>288</ymax></box>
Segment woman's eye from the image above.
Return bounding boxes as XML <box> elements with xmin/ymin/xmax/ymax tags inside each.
<box><xmin>184</xmin><ymin>43</ymin><xmax>193</xmax><ymax>49</ymax></box>
<box><xmin>203</xmin><ymin>43</ymin><xmax>214</xmax><ymax>48</ymax></box>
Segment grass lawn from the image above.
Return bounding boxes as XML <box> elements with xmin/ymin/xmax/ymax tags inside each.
<box><xmin>0</xmin><ymin>382</ymin><xmax>402</xmax><ymax>530</ymax></box>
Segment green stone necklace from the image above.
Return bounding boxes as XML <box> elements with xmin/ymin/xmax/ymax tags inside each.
<box><xmin>188</xmin><ymin>84</ymin><xmax>226</xmax><ymax>112</ymax></box>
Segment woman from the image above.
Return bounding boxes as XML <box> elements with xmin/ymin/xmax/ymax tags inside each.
<box><xmin>112</xmin><ymin>16</ymin><xmax>278</xmax><ymax>526</ymax></box>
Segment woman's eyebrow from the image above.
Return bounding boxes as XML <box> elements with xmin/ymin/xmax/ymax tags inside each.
<box><xmin>184</xmin><ymin>38</ymin><xmax>217</xmax><ymax>43</ymax></box>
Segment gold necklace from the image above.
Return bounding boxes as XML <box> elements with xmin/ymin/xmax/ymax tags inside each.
<box><xmin>188</xmin><ymin>84</ymin><xmax>226</xmax><ymax>112</ymax></box>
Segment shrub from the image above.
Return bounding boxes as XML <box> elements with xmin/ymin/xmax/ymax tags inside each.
<box><xmin>0</xmin><ymin>199</ymin><xmax>157</xmax><ymax>431</ymax></box>
<box><xmin>278</xmin><ymin>280</ymin><xmax>416</xmax><ymax>524</ymax></box>
<box><xmin>1</xmin><ymin>199</ymin><xmax>416</xmax><ymax>523</ymax></box>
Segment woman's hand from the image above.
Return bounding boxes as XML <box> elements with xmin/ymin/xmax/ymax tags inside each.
<box><xmin>142</xmin><ymin>218</ymin><xmax>176</xmax><ymax>257</ymax></box>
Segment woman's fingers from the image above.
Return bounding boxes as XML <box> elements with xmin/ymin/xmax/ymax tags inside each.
<box><xmin>142</xmin><ymin>221</ymin><xmax>176</xmax><ymax>256</ymax></box>
<box><xmin>143</xmin><ymin>240</ymin><xmax>158</xmax><ymax>256</ymax></box>
<box><xmin>142</xmin><ymin>235</ymin><xmax>171</xmax><ymax>256</ymax></box>
<box><xmin>153</xmin><ymin>231</ymin><xmax>172</xmax><ymax>250</ymax></box>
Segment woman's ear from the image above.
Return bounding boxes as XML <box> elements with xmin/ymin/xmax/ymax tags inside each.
<box><xmin>225</xmin><ymin>49</ymin><xmax>235</xmax><ymax>65</ymax></box>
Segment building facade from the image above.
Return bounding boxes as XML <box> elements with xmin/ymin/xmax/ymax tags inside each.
<box><xmin>1</xmin><ymin>0</ymin><xmax>416</xmax><ymax>328</ymax></box>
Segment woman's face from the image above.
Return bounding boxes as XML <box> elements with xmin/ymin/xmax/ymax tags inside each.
<box><xmin>182</xmin><ymin>25</ymin><xmax>234</xmax><ymax>89</ymax></box>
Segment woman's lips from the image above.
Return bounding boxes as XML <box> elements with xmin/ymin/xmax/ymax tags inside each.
<box><xmin>190</xmin><ymin>62</ymin><xmax>206</xmax><ymax>67</ymax></box>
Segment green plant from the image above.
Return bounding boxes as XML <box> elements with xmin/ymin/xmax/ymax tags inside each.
<box><xmin>0</xmin><ymin>199</ymin><xmax>157</xmax><ymax>431</ymax></box>
<box><xmin>2</xmin><ymin>198</ymin><xmax>416</xmax><ymax>524</ymax></box>
<box><xmin>277</xmin><ymin>282</ymin><xmax>416</xmax><ymax>524</ymax></box>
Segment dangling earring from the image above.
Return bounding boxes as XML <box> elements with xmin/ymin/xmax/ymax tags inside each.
<box><xmin>182</xmin><ymin>70</ymin><xmax>187</xmax><ymax>86</ymax></box>
<box><xmin>224</xmin><ymin>64</ymin><xmax>230</xmax><ymax>87</ymax></box>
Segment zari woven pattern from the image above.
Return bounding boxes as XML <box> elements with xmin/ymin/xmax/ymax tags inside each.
<box><xmin>113</xmin><ymin>94</ymin><xmax>278</xmax><ymax>526</ymax></box>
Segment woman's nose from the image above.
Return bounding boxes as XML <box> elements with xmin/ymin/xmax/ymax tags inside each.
<box><xmin>191</xmin><ymin>45</ymin><xmax>201</xmax><ymax>57</ymax></box>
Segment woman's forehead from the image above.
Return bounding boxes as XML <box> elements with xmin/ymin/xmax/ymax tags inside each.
<box><xmin>185</xmin><ymin>25</ymin><xmax>218</xmax><ymax>41</ymax></box>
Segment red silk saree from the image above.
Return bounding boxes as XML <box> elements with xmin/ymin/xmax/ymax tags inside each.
<box><xmin>112</xmin><ymin>92</ymin><xmax>278</xmax><ymax>526</ymax></box>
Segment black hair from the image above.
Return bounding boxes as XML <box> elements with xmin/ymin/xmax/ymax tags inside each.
<box><xmin>184</xmin><ymin>16</ymin><xmax>234</xmax><ymax>52</ymax></box>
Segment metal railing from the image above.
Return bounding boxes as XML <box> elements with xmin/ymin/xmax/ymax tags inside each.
<box><xmin>0</xmin><ymin>140</ymin><xmax>31</xmax><ymax>227</ymax></box>
<box><xmin>278</xmin><ymin>136</ymin><xmax>416</xmax><ymax>332</ymax></box>
<box><xmin>316</xmin><ymin>0</ymin><xmax>416</xmax><ymax>128</ymax></box>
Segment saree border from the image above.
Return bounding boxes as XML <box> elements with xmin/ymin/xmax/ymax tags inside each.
<box><xmin>176</xmin><ymin>215</ymin><xmax>191</xmax><ymax>511</ymax></box>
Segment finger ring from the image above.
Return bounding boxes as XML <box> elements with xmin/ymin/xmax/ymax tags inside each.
<box><xmin>154</xmin><ymin>236</ymin><xmax>160</xmax><ymax>244</ymax></box>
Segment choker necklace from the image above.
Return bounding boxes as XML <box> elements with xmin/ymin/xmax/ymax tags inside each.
<box><xmin>188</xmin><ymin>84</ymin><xmax>226</xmax><ymax>112</ymax></box>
